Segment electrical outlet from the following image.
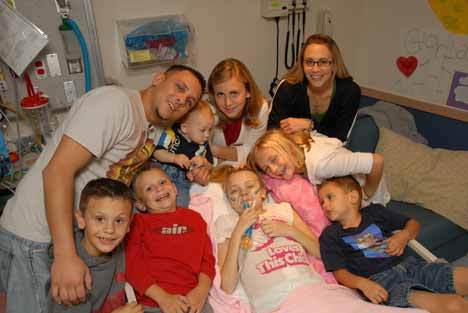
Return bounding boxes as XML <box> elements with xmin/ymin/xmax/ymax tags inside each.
<box><xmin>47</xmin><ymin>53</ymin><xmax>62</xmax><ymax>77</ymax></box>
<box><xmin>33</xmin><ymin>59</ymin><xmax>48</xmax><ymax>80</ymax></box>
<box><xmin>63</xmin><ymin>80</ymin><xmax>77</xmax><ymax>103</ymax></box>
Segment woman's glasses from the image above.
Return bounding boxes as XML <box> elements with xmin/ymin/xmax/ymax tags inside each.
<box><xmin>303</xmin><ymin>58</ymin><xmax>333</xmax><ymax>68</ymax></box>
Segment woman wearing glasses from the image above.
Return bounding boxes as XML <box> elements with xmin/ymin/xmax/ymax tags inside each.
<box><xmin>268</xmin><ymin>34</ymin><xmax>361</xmax><ymax>142</ymax></box>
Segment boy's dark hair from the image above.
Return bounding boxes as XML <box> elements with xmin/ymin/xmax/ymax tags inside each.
<box><xmin>319</xmin><ymin>176</ymin><xmax>362</xmax><ymax>206</ymax></box>
<box><xmin>166</xmin><ymin>64</ymin><xmax>206</xmax><ymax>93</ymax></box>
<box><xmin>79</xmin><ymin>178</ymin><xmax>134</xmax><ymax>212</ymax></box>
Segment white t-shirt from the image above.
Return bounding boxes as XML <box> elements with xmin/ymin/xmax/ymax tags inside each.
<box><xmin>212</xmin><ymin>100</ymin><xmax>271</xmax><ymax>165</ymax></box>
<box><xmin>305</xmin><ymin>133</ymin><xmax>390</xmax><ymax>206</ymax></box>
<box><xmin>215</xmin><ymin>203</ymin><xmax>323</xmax><ymax>313</ymax></box>
<box><xmin>0</xmin><ymin>86</ymin><xmax>155</xmax><ymax>242</ymax></box>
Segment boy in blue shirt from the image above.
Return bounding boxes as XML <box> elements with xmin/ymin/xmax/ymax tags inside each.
<box><xmin>318</xmin><ymin>176</ymin><xmax>468</xmax><ymax>313</ymax></box>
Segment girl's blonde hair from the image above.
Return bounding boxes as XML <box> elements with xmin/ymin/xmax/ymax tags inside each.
<box><xmin>283</xmin><ymin>34</ymin><xmax>352</xmax><ymax>84</ymax></box>
<box><xmin>208</xmin><ymin>58</ymin><xmax>265</xmax><ymax>128</ymax></box>
<box><xmin>247</xmin><ymin>129</ymin><xmax>312</xmax><ymax>175</ymax></box>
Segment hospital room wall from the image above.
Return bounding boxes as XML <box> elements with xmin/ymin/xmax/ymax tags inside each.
<box><xmin>91</xmin><ymin>0</ymin><xmax>360</xmax><ymax>97</ymax></box>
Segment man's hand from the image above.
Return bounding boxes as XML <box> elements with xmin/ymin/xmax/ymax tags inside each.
<box><xmin>261</xmin><ymin>220</ymin><xmax>291</xmax><ymax>238</ymax></box>
<box><xmin>386</xmin><ymin>230</ymin><xmax>410</xmax><ymax>256</ymax></box>
<box><xmin>158</xmin><ymin>293</ymin><xmax>190</xmax><ymax>313</ymax></box>
<box><xmin>50</xmin><ymin>254</ymin><xmax>92</xmax><ymax>306</ymax></box>
<box><xmin>358</xmin><ymin>279</ymin><xmax>388</xmax><ymax>304</ymax></box>
<box><xmin>190</xmin><ymin>156</ymin><xmax>209</xmax><ymax>169</ymax></box>
<box><xmin>111</xmin><ymin>302</ymin><xmax>144</xmax><ymax>313</ymax></box>
<box><xmin>186</xmin><ymin>157</ymin><xmax>211</xmax><ymax>186</ymax></box>
<box><xmin>173</xmin><ymin>154</ymin><xmax>191</xmax><ymax>169</ymax></box>
<box><xmin>280</xmin><ymin>118</ymin><xmax>312</xmax><ymax>134</ymax></box>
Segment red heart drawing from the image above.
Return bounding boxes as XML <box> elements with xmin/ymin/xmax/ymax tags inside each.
<box><xmin>396</xmin><ymin>56</ymin><xmax>418</xmax><ymax>77</ymax></box>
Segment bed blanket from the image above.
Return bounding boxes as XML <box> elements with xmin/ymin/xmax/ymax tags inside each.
<box><xmin>189</xmin><ymin>191</ymin><xmax>252</xmax><ymax>313</ymax></box>
<box><xmin>276</xmin><ymin>283</ymin><xmax>427</xmax><ymax>313</ymax></box>
<box><xmin>357</xmin><ymin>101</ymin><xmax>427</xmax><ymax>144</ymax></box>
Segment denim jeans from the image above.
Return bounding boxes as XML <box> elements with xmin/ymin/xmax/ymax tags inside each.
<box><xmin>369</xmin><ymin>256</ymin><xmax>455</xmax><ymax>307</ymax></box>
<box><xmin>160</xmin><ymin>163</ymin><xmax>191</xmax><ymax>208</ymax></box>
<box><xmin>0</xmin><ymin>227</ymin><xmax>51</xmax><ymax>313</ymax></box>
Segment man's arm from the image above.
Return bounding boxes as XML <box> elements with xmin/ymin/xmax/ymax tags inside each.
<box><xmin>44</xmin><ymin>135</ymin><xmax>94</xmax><ymax>306</ymax></box>
<box><xmin>333</xmin><ymin>268</ymin><xmax>388</xmax><ymax>304</ymax></box>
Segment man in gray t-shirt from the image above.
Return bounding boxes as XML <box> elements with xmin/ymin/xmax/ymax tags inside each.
<box><xmin>0</xmin><ymin>65</ymin><xmax>210</xmax><ymax>313</ymax></box>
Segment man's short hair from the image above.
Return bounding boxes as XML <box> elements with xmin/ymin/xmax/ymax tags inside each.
<box><xmin>79</xmin><ymin>178</ymin><xmax>134</xmax><ymax>212</ymax></box>
<box><xmin>166</xmin><ymin>64</ymin><xmax>206</xmax><ymax>93</ymax></box>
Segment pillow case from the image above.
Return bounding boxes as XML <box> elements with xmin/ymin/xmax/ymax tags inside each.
<box><xmin>376</xmin><ymin>127</ymin><xmax>468</xmax><ymax>230</ymax></box>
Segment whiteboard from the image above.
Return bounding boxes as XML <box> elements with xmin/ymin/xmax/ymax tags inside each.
<box><xmin>353</xmin><ymin>1</ymin><xmax>468</xmax><ymax>112</ymax></box>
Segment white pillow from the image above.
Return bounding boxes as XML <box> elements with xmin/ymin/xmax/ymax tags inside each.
<box><xmin>376</xmin><ymin>127</ymin><xmax>468</xmax><ymax>230</ymax></box>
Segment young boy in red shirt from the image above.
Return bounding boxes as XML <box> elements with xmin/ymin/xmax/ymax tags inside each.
<box><xmin>126</xmin><ymin>165</ymin><xmax>215</xmax><ymax>313</ymax></box>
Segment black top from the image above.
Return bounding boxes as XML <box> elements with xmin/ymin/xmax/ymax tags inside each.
<box><xmin>268</xmin><ymin>77</ymin><xmax>361</xmax><ymax>142</ymax></box>
<box><xmin>319</xmin><ymin>204</ymin><xmax>410</xmax><ymax>278</ymax></box>
<box><xmin>155</xmin><ymin>126</ymin><xmax>213</xmax><ymax>171</ymax></box>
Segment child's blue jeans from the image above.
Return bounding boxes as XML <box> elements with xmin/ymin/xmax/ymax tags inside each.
<box><xmin>369</xmin><ymin>256</ymin><xmax>455</xmax><ymax>307</ymax></box>
<box><xmin>0</xmin><ymin>226</ymin><xmax>51</xmax><ymax>313</ymax></box>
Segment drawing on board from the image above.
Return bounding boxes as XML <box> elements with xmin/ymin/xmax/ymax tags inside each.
<box><xmin>447</xmin><ymin>71</ymin><xmax>468</xmax><ymax>111</ymax></box>
<box><xmin>428</xmin><ymin>0</ymin><xmax>468</xmax><ymax>35</ymax></box>
<box><xmin>395</xmin><ymin>27</ymin><xmax>468</xmax><ymax>104</ymax></box>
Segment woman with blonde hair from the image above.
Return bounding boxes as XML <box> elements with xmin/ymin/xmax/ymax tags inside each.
<box><xmin>208</xmin><ymin>58</ymin><xmax>271</xmax><ymax>165</ymax></box>
<box><xmin>268</xmin><ymin>34</ymin><xmax>361</xmax><ymax>142</ymax></box>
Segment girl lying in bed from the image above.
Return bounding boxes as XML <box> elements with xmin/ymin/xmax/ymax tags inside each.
<box><xmin>214</xmin><ymin>166</ymin><xmax>425</xmax><ymax>313</ymax></box>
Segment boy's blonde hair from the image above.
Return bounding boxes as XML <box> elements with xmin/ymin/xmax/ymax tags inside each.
<box><xmin>283</xmin><ymin>34</ymin><xmax>352</xmax><ymax>84</ymax></box>
<box><xmin>319</xmin><ymin>176</ymin><xmax>362</xmax><ymax>206</ymax></box>
<box><xmin>179</xmin><ymin>99</ymin><xmax>213</xmax><ymax>124</ymax></box>
<box><xmin>247</xmin><ymin>129</ymin><xmax>312</xmax><ymax>176</ymax></box>
<box><xmin>130</xmin><ymin>163</ymin><xmax>170</xmax><ymax>198</ymax></box>
<box><xmin>208</xmin><ymin>58</ymin><xmax>265</xmax><ymax>128</ymax></box>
